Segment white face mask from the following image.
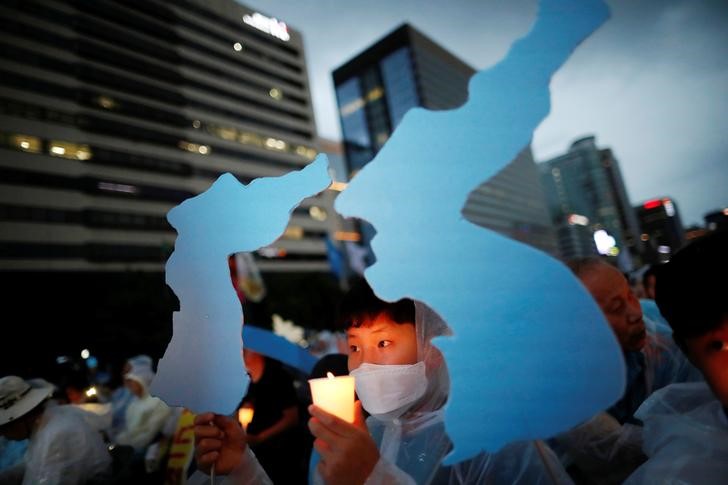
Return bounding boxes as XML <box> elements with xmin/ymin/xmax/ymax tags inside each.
<box><xmin>350</xmin><ymin>361</ymin><xmax>428</xmax><ymax>419</ymax></box>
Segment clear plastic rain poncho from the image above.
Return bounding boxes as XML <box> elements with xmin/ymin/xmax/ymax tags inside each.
<box><xmin>11</xmin><ymin>401</ymin><xmax>112</xmax><ymax>485</ymax></box>
<box><xmin>203</xmin><ymin>300</ymin><xmax>572</xmax><ymax>485</ymax></box>
<box><xmin>624</xmin><ymin>381</ymin><xmax>728</xmax><ymax>484</ymax></box>
<box><xmin>111</xmin><ymin>354</ymin><xmax>154</xmax><ymax>435</ymax></box>
<box><xmin>549</xmin><ymin>317</ymin><xmax>703</xmax><ymax>484</ymax></box>
<box><xmin>114</xmin><ymin>362</ymin><xmax>172</xmax><ymax>451</ymax></box>
<box><xmin>608</xmin><ymin>316</ymin><xmax>703</xmax><ymax>425</ymax></box>
<box><xmin>341</xmin><ymin>301</ymin><xmax>572</xmax><ymax>485</ymax></box>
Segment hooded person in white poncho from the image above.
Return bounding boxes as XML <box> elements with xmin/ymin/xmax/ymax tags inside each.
<box><xmin>308</xmin><ymin>280</ymin><xmax>570</xmax><ymax>485</ymax></box>
<box><xmin>114</xmin><ymin>361</ymin><xmax>171</xmax><ymax>452</ymax></box>
<box><xmin>110</xmin><ymin>354</ymin><xmax>154</xmax><ymax>436</ymax></box>
<box><xmin>192</xmin><ymin>279</ymin><xmax>570</xmax><ymax>484</ymax></box>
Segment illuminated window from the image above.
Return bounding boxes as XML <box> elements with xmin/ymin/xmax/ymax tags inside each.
<box><xmin>340</xmin><ymin>97</ymin><xmax>365</xmax><ymax>117</ymax></box>
<box><xmin>178</xmin><ymin>140</ymin><xmax>210</xmax><ymax>155</ymax></box>
<box><xmin>216</xmin><ymin>126</ymin><xmax>237</xmax><ymax>141</ymax></box>
<box><xmin>308</xmin><ymin>206</ymin><xmax>328</xmax><ymax>221</ymax></box>
<box><xmin>96</xmin><ymin>96</ymin><xmax>118</xmax><ymax>110</ymax></box>
<box><xmin>567</xmin><ymin>214</ymin><xmax>589</xmax><ymax>226</ymax></box>
<box><xmin>283</xmin><ymin>226</ymin><xmax>304</xmax><ymax>240</ymax></box>
<box><xmin>265</xmin><ymin>137</ymin><xmax>287</xmax><ymax>151</ymax></box>
<box><xmin>334</xmin><ymin>231</ymin><xmax>361</xmax><ymax>242</ymax></box>
<box><xmin>189</xmin><ymin>120</ymin><xmax>315</xmax><ymax>159</ymax></box>
<box><xmin>10</xmin><ymin>134</ymin><xmax>41</xmax><ymax>153</ymax></box>
<box><xmin>239</xmin><ymin>132</ymin><xmax>264</xmax><ymax>147</ymax></box>
<box><xmin>365</xmin><ymin>87</ymin><xmax>383</xmax><ymax>103</ymax></box>
<box><xmin>48</xmin><ymin>141</ymin><xmax>93</xmax><ymax>160</ymax></box>
<box><xmin>329</xmin><ymin>181</ymin><xmax>348</xmax><ymax>192</ymax></box>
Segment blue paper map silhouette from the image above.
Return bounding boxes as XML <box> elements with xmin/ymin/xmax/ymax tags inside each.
<box><xmin>152</xmin><ymin>0</ymin><xmax>624</xmax><ymax>464</ymax></box>
<box><xmin>151</xmin><ymin>157</ymin><xmax>331</xmax><ymax>413</ymax></box>
<box><xmin>336</xmin><ymin>0</ymin><xmax>622</xmax><ymax>463</ymax></box>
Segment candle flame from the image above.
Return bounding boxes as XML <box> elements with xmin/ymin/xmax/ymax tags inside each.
<box><xmin>327</xmin><ymin>372</ymin><xmax>335</xmax><ymax>379</ymax></box>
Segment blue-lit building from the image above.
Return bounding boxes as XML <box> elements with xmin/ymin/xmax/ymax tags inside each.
<box><xmin>332</xmin><ymin>24</ymin><xmax>558</xmax><ymax>256</ymax></box>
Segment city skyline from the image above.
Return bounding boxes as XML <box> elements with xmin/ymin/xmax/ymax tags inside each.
<box><xmin>241</xmin><ymin>0</ymin><xmax>727</xmax><ymax>226</ymax></box>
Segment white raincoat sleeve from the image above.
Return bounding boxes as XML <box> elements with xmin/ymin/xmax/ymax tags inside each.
<box><xmin>114</xmin><ymin>396</ymin><xmax>172</xmax><ymax>450</ymax></box>
<box><xmin>363</xmin><ymin>458</ymin><xmax>417</xmax><ymax>485</ymax></box>
<box><xmin>550</xmin><ymin>412</ymin><xmax>645</xmax><ymax>484</ymax></box>
<box><xmin>624</xmin><ymin>382</ymin><xmax>728</xmax><ymax>485</ymax></box>
<box><xmin>344</xmin><ymin>440</ymin><xmax>571</xmax><ymax>485</ymax></box>
<box><xmin>312</xmin><ymin>458</ymin><xmax>416</xmax><ymax>485</ymax></box>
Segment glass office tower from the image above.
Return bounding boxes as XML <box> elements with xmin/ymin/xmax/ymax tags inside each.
<box><xmin>333</xmin><ymin>24</ymin><xmax>558</xmax><ymax>256</ymax></box>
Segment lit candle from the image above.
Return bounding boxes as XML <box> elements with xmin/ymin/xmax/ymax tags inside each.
<box><xmin>308</xmin><ymin>372</ymin><xmax>355</xmax><ymax>423</ymax></box>
<box><xmin>238</xmin><ymin>407</ymin><xmax>254</xmax><ymax>430</ymax></box>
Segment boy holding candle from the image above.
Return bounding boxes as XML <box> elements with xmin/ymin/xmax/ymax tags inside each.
<box><xmin>194</xmin><ymin>279</ymin><xmax>568</xmax><ymax>483</ymax></box>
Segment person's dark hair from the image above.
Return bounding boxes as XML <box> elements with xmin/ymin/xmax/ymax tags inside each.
<box><xmin>338</xmin><ymin>278</ymin><xmax>415</xmax><ymax>329</ymax></box>
<box><xmin>656</xmin><ymin>231</ymin><xmax>728</xmax><ymax>342</ymax></box>
<box><xmin>641</xmin><ymin>264</ymin><xmax>662</xmax><ymax>289</ymax></box>
<box><xmin>309</xmin><ymin>353</ymin><xmax>349</xmax><ymax>379</ymax></box>
<box><xmin>564</xmin><ymin>256</ymin><xmax>609</xmax><ymax>278</ymax></box>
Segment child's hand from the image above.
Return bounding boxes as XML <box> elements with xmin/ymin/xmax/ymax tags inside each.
<box><xmin>308</xmin><ymin>401</ymin><xmax>379</xmax><ymax>485</ymax></box>
<box><xmin>193</xmin><ymin>412</ymin><xmax>246</xmax><ymax>475</ymax></box>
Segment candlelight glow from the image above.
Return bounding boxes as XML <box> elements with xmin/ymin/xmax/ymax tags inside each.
<box><xmin>309</xmin><ymin>373</ymin><xmax>355</xmax><ymax>423</ymax></box>
<box><xmin>238</xmin><ymin>407</ymin><xmax>254</xmax><ymax>430</ymax></box>
<box><xmin>329</xmin><ymin>181</ymin><xmax>348</xmax><ymax>192</ymax></box>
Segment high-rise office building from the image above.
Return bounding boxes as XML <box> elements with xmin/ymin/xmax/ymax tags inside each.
<box><xmin>634</xmin><ymin>197</ymin><xmax>685</xmax><ymax>264</ymax></box>
<box><xmin>332</xmin><ymin>24</ymin><xmax>558</xmax><ymax>256</ymax></box>
<box><xmin>540</xmin><ymin>136</ymin><xmax>643</xmax><ymax>269</ymax></box>
<box><xmin>0</xmin><ymin>0</ymin><xmax>339</xmax><ymax>364</ymax></box>
<box><xmin>705</xmin><ymin>208</ymin><xmax>728</xmax><ymax>233</ymax></box>
<box><xmin>0</xmin><ymin>0</ymin><xmax>339</xmax><ymax>272</ymax></box>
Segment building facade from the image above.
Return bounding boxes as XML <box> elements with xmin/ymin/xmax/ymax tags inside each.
<box><xmin>0</xmin><ymin>0</ymin><xmax>341</xmax><ymax>368</ymax></box>
<box><xmin>332</xmin><ymin>24</ymin><xmax>558</xmax><ymax>256</ymax></box>
<box><xmin>540</xmin><ymin>136</ymin><xmax>643</xmax><ymax>269</ymax></box>
<box><xmin>705</xmin><ymin>208</ymin><xmax>728</xmax><ymax>233</ymax></box>
<box><xmin>0</xmin><ymin>0</ymin><xmax>340</xmax><ymax>274</ymax></box>
<box><xmin>634</xmin><ymin>197</ymin><xmax>685</xmax><ymax>264</ymax></box>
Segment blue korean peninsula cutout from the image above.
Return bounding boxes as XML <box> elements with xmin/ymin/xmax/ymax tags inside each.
<box><xmin>335</xmin><ymin>0</ymin><xmax>623</xmax><ymax>463</ymax></box>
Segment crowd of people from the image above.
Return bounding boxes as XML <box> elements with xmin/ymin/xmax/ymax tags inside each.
<box><xmin>1</xmin><ymin>230</ymin><xmax>725</xmax><ymax>484</ymax></box>
<box><xmin>0</xmin><ymin>354</ymin><xmax>181</xmax><ymax>484</ymax></box>
<box><xmin>192</xmin><ymin>230</ymin><xmax>727</xmax><ymax>484</ymax></box>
